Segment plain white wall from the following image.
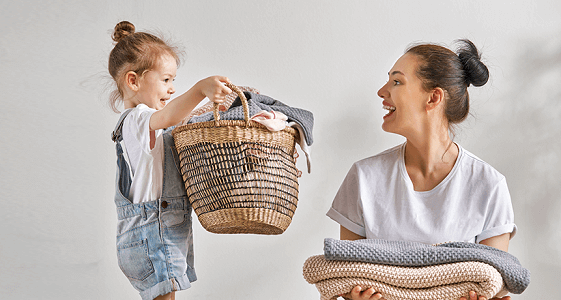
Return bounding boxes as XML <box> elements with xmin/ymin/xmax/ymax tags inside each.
<box><xmin>1</xmin><ymin>0</ymin><xmax>559</xmax><ymax>299</ymax></box>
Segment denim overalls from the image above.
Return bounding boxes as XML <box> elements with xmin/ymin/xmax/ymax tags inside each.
<box><xmin>112</xmin><ymin>109</ymin><xmax>196</xmax><ymax>300</ymax></box>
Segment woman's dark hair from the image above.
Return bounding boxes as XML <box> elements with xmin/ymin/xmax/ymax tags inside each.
<box><xmin>108</xmin><ymin>21</ymin><xmax>181</xmax><ymax>112</ymax></box>
<box><xmin>406</xmin><ymin>39</ymin><xmax>489</xmax><ymax>125</ymax></box>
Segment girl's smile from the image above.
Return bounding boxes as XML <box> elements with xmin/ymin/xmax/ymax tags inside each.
<box><xmin>126</xmin><ymin>54</ymin><xmax>177</xmax><ymax>110</ymax></box>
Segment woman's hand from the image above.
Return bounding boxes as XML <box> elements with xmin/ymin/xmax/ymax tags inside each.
<box><xmin>196</xmin><ymin>76</ymin><xmax>232</xmax><ymax>104</ymax></box>
<box><xmin>459</xmin><ymin>291</ymin><xmax>511</xmax><ymax>300</ymax></box>
<box><xmin>340</xmin><ymin>286</ymin><xmax>383</xmax><ymax>300</ymax></box>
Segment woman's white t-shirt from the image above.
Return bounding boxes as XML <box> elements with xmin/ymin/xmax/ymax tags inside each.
<box><xmin>327</xmin><ymin>143</ymin><xmax>516</xmax><ymax>244</ymax></box>
<box><xmin>120</xmin><ymin>104</ymin><xmax>164</xmax><ymax>203</ymax></box>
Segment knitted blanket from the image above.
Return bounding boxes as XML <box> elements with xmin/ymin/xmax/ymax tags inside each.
<box><xmin>303</xmin><ymin>255</ymin><xmax>508</xmax><ymax>300</ymax></box>
<box><xmin>323</xmin><ymin>238</ymin><xmax>530</xmax><ymax>294</ymax></box>
<box><xmin>188</xmin><ymin>91</ymin><xmax>314</xmax><ymax>146</ymax></box>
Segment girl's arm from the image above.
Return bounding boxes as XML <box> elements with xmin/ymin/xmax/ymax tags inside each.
<box><xmin>149</xmin><ymin>76</ymin><xmax>231</xmax><ymax>131</ymax></box>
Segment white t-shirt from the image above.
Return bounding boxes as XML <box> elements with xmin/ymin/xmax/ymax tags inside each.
<box><xmin>327</xmin><ymin>143</ymin><xmax>517</xmax><ymax>244</ymax></box>
<box><xmin>120</xmin><ymin>104</ymin><xmax>164</xmax><ymax>203</ymax></box>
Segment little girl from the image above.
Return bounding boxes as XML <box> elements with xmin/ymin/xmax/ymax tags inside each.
<box><xmin>108</xmin><ymin>21</ymin><xmax>231</xmax><ymax>300</ymax></box>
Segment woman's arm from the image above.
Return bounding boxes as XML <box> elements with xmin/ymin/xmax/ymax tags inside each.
<box><xmin>479</xmin><ymin>233</ymin><xmax>510</xmax><ymax>252</ymax></box>
<box><xmin>460</xmin><ymin>233</ymin><xmax>512</xmax><ymax>300</ymax></box>
<box><xmin>340</xmin><ymin>225</ymin><xmax>365</xmax><ymax>241</ymax></box>
<box><xmin>339</xmin><ymin>226</ymin><xmax>382</xmax><ymax>300</ymax></box>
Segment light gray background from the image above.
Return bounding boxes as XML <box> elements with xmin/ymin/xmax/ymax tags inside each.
<box><xmin>1</xmin><ymin>1</ymin><xmax>559</xmax><ymax>299</ymax></box>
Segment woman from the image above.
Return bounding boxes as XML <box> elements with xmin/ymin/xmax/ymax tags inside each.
<box><xmin>327</xmin><ymin>40</ymin><xmax>516</xmax><ymax>300</ymax></box>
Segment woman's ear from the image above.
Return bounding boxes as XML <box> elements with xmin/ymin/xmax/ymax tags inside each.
<box><xmin>125</xmin><ymin>71</ymin><xmax>139</xmax><ymax>92</ymax></box>
<box><xmin>426</xmin><ymin>87</ymin><xmax>445</xmax><ymax>112</ymax></box>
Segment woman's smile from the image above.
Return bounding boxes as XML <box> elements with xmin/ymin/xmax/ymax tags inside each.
<box><xmin>383</xmin><ymin>102</ymin><xmax>396</xmax><ymax>118</ymax></box>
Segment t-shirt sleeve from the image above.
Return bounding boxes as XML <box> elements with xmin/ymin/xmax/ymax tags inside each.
<box><xmin>128</xmin><ymin>104</ymin><xmax>162</xmax><ymax>154</ymax></box>
<box><xmin>326</xmin><ymin>164</ymin><xmax>366</xmax><ymax>237</ymax></box>
<box><xmin>476</xmin><ymin>177</ymin><xmax>517</xmax><ymax>243</ymax></box>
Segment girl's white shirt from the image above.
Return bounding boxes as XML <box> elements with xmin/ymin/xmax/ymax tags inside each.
<box><xmin>120</xmin><ymin>104</ymin><xmax>164</xmax><ymax>203</ymax></box>
<box><xmin>327</xmin><ymin>143</ymin><xmax>517</xmax><ymax>244</ymax></box>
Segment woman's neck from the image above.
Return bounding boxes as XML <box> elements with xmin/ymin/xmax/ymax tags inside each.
<box><xmin>404</xmin><ymin>128</ymin><xmax>459</xmax><ymax>191</ymax></box>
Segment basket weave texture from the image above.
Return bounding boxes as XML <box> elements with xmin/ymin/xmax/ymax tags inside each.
<box><xmin>172</xmin><ymin>83</ymin><xmax>299</xmax><ymax>234</ymax></box>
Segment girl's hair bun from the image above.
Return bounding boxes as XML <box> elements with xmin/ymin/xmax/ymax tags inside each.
<box><xmin>456</xmin><ymin>39</ymin><xmax>489</xmax><ymax>87</ymax></box>
<box><xmin>112</xmin><ymin>21</ymin><xmax>135</xmax><ymax>43</ymax></box>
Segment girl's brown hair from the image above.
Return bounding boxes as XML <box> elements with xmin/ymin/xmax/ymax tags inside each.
<box><xmin>406</xmin><ymin>39</ymin><xmax>489</xmax><ymax>127</ymax></box>
<box><xmin>108</xmin><ymin>21</ymin><xmax>181</xmax><ymax>112</ymax></box>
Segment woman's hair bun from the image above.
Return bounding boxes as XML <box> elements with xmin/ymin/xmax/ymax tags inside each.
<box><xmin>456</xmin><ymin>39</ymin><xmax>489</xmax><ymax>87</ymax></box>
<box><xmin>112</xmin><ymin>21</ymin><xmax>135</xmax><ymax>43</ymax></box>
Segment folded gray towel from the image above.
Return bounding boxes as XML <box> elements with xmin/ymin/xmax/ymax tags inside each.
<box><xmin>324</xmin><ymin>238</ymin><xmax>530</xmax><ymax>294</ymax></box>
<box><xmin>188</xmin><ymin>91</ymin><xmax>314</xmax><ymax>146</ymax></box>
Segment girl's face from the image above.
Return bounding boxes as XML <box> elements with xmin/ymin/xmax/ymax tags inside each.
<box><xmin>135</xmin><ymin>54</ymin><xmax>177</xmax><ymax>110</ymax></box>
<box><xmin>377</xmin><ymin>53</ymin><xmax>431</xmax><ymax>136</ymax></box>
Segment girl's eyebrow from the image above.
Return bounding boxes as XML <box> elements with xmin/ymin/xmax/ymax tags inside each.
<box><xmin>389</xmin><ymin>70</ymin><xmax>405</xmax><ymax>76</ymax></box>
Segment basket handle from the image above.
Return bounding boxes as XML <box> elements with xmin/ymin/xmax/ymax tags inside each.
<box><xmin>213</xmin><ymin>82</ymin><xmax>250</xmax><ymax>126</ymax></box>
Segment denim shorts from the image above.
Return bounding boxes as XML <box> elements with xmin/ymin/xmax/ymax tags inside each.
<box><xmin>115</xmin><ymin>196</ymin><xmax>196</xmax><ymax>300</ymax></box>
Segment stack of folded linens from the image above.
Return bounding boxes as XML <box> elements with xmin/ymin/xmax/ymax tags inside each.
<box><xmin>303</xmin><ymin>238</ymin><xmax>530</xmax><ymax>300</ymax></box>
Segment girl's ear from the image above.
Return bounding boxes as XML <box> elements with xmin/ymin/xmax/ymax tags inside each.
<box><xmin>426</xmin><ymin>87</ymin><xmax>444</xmax><ymax>112</ymax></box>
<box><xmin>125</xmin><ymin>71</ymin><xmax>139</xmax><ymax>91</ymax></box>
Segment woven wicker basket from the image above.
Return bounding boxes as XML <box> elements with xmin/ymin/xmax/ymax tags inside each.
<box><xmin>172</xmin><ymin>83</ymin><xmax>299</xmax><ymax>234</ymax></box>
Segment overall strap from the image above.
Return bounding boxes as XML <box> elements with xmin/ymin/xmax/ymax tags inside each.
<box><xmin>111</xmin><ymin>108</ymin><xmax>133</xmax><ymax>142</ymax></box>
<box><xmin>111</xmin><ymin>108</ymin><xmax>134</xmax><ymax>179</ymax></box>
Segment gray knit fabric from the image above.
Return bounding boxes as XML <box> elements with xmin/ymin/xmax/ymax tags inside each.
<box><xmin>323</xmin><ymin>238</ymin><xmax>530</xmax><ymax>294</ymax></box>
<box><xmin>188</xmin><ymin>92</ymin><xmax>314</xmax><ymax>146</ymax></box>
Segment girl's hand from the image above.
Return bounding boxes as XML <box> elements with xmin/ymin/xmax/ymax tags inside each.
<box><xmin>196</xmin><ymin>76</ymin><xmax>232</xmax><ymax>104</ymax></box>
<box><xmin>459</xmin><ymin>291</ymin><xmax>511</xmax><ymax>300</ymax></box>
<box><xmin>339</xmin><ymin>286</ymin><xmax>383</xmax><ymax>300</ymax></box>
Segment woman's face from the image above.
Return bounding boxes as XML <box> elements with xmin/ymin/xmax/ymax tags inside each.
<box><xmin>377</xmin><ymin>53</ymin><xmax>431</xmax><ymax>137</ymax></box>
